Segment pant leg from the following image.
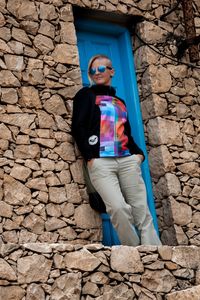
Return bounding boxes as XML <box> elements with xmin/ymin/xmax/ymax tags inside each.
<box><xmin>88</xmin><ymin>158</ymin><xmax>140</xmax><ymax>246</ymax></box>
<box><xmin>117</xmin><ymin>155</ymin><xmax>161</xmax><ymax>246</ymax></box>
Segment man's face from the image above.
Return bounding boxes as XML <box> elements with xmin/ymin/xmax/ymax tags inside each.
<box><xmin>89</xmin><ymin>58</ymin><xmax>114</xmax><ymax>86</ymax></box>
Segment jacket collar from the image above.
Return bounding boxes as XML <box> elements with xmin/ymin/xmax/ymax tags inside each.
<box><xmin>90</xmin><ymin>84</ymin><xmax>116</xmax><ymax>96</ymax></box>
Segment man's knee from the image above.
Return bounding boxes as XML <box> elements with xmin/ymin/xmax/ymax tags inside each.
<box><xmin>110</xmin><ymin>203</ymin><xmax>131</xmax><ymax>219</ymax></box>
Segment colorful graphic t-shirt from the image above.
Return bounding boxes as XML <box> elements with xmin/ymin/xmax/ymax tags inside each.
<box><xmin>96</xmin><ymin>95</ymin><xmax>130</xmax><ymax>157</ymax></box>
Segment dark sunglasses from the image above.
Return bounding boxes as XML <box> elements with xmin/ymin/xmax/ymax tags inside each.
<box><xmin>89</xmin><ymin>65</ymin><xmax>112</xmax><ymax>75</ymax></box>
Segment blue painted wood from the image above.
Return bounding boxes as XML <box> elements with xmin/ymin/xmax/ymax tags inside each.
<box><xmin>75</xmin><ymin>19</ymin><xmax>159</xmax><ymax>245</ymax></box>
<box><xmin>76</xmin><ymin>31</ymin><xmax>125</xmax><ymax>97</ymax></box>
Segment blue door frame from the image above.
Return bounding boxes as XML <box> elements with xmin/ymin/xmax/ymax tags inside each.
<box><xmin>75</xmin><ymin>19</ymin><xmax>159</xmax><ymax>245</ymax></box>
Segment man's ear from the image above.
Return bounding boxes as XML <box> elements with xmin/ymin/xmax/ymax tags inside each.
<box><xmin>110</xmin><ymin>68</ymin><xmax>115</xmax><ymax>78</ymax></box>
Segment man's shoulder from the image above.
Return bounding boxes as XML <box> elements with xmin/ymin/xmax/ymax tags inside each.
<box><xmin>74</xmin><ymin>86</ymin><xmax>92</xmax><ymax>98</ymax></box>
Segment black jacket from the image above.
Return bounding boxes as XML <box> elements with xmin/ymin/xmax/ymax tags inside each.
<box><xmin>71</xmin><ymin>84</ymin><xmax>145</xmax><ymax>161</ymax></box>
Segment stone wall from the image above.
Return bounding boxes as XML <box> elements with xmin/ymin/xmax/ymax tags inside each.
<box><xmin>0</xmin><ymin>0</ymin><xmax>103</xmax><ymax>245</ymax></box>
<box><xmin>133</xmin><ymin>0</ymin><xmax>200</xmax><ymax>245</ymax></box>
<box><xmin>0</xmin><ymin>0</ymin><xmax>199</xmax><ymax>245</ymax></box>
<box><xmin>1</xmin><ymin>243</ymin><xmax>200</xmax><ymax>299</ymax></box>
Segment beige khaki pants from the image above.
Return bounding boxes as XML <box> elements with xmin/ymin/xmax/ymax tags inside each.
<box><xmin>88</xmin><ymin>155</ymin><xmax>161</xmax><ymax>246</ymax></box>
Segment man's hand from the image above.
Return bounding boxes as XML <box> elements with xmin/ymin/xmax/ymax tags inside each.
<box><xmin>137</xmin><ymin>154</ymin><xmax>144</xmax><ymax>163</ymax></box>
<box><xmin>87</xmin><ymin>159</ymin><xmax>95</xmax><ymax>168</ymax></box>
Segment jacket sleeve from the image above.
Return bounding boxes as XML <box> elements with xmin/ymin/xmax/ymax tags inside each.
<box><xmin>71</xmin><ymin>87</ymin><xmax>94</xmax><ymax>161</ymax></box>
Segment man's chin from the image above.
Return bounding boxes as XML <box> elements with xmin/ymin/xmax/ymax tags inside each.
<box><xmin>94</xmin><ymin>79</ymin><xmax>111</xmax><ymax>85</ymax></box>
<box><xmin>94</xmin><ymin>80</ymin><xmax>104</xmax><ymax>85</ymax></box>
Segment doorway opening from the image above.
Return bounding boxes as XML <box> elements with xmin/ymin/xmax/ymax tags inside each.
<box><xmin>73</xmin><ymin>8</ymin><xmax>159</xmax><ymax>245</ymax></box>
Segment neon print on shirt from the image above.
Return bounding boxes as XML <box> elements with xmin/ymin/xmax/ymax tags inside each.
<box><xmin>96</xmin><ymin>95</ymin><xmax>130</xmax><ymax>157</ymax></box>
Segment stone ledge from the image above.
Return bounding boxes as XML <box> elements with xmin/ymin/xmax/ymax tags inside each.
<box><xmin>0</xmin><ymin>243</ymin><xmax>200</xmax><ymax>299</ymax></box>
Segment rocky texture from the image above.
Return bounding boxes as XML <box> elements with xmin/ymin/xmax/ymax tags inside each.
<box><xmin>166</xmin><ymin>285</ymin><xmax>200</xmax><ymax>300</ymax></box>
<box><xmin>134</xmin><ymin>0</ymin><xmax>200</xmax><ymax>246</ymax></box>
<box><xmin>110</xmin><ymin>246</ymin><xmax>144</xmax><ymax>273</ymax></box>
<box><xmin>0</xmin><ymin>243</ymin><xmax>199</xmax><ymax>299</ymax></box>
<box><xmin>0</xmin><ymin>0</ymin><xmax>107</xmax><ymax>245</ymax></box>
<box><xmin>0</xmin><ymin>66</ymin><xmax>101</xmax><ymax>241</ymax></box>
